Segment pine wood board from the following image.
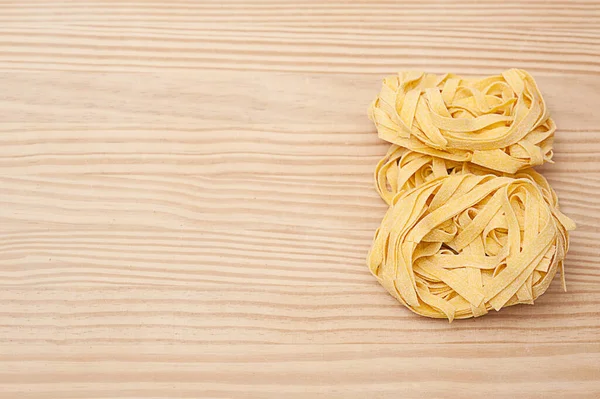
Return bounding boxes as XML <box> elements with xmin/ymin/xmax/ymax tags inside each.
<box><xmin>0</xmin><ymin>1</ymin><xmax>599</xmax><ymax>398</ymax></box>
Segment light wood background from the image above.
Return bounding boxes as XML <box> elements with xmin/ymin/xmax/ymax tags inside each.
<box><xmin>1</xmin><ymin>1</ymin><xmax>599</xmax><ymax>398</ymax></box>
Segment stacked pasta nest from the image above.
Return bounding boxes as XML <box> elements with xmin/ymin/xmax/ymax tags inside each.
<box><xmin>367</xmin><ymin>69</ymin><xmax>575</xmax><ymax>321</ymax></box>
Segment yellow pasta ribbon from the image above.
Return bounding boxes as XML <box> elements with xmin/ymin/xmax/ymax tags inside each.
<box><xmin>367</xmin><ymin>174</ymin><xmax>575</xmax><ymax>321</ymax></box>
<box><xmin>368</xmin><ymin>69</ymin><xmax>555</xmax><ymax>173</ymax></box>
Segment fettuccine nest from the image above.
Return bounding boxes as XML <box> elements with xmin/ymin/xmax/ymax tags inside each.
<box><xmin>367</xmin><ymin>69</ymin><xmax>575</xmax><ymax>321</ymax></box>
<box><xmin>375</xmin><ymin>145</ymin><xmax>559</xmax><ymax>207</ymax></box>
<box><xmin>368</xmin><ymin>69</ymin><xmax>555</xmax><ymax>174</ymax></box>
<box><xmin>367</xmin><ymin>174</ymin><xmax>575</xmax><ymax>321</ymax></box>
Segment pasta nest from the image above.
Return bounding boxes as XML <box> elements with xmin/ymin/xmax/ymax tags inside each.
<box><xmin>375</xmin><ymin>145</ymin><xmax>558</xmax><ymax>207</ymax></box>
<box><xmin>367</xmin><ymin>173</ymin><xmax>575</xmax><ymax>321</ymax></box>
<box><xmin>368</xmin><ymin>69</ymin><xmax>555</xmax><ymax>173</ymax></box>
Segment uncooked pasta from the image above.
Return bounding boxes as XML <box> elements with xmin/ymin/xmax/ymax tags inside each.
<box><xmin>368</xmin><ymin>69</ymin><xmax>554</xmax><ymax>174</ymax></box>
<box><xmin>375</xmin><ymin>144</ymin><xmax>562</xmax><ymax>209</ymax></box>
<box><xmin>366</xmin><ymin>69</ymin><xmax>575</xmax><ymax>321</ymax></box>
<box><xmin>367</xmin><ymin>174</ymin><xmax>575</xmax><ymax>321</ymax></box>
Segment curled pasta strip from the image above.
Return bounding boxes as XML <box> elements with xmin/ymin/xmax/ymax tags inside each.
<box><xmin>367</xmin><ymin>174</ymin><xmax>575</xmax><ymax>321</ymax></box>
<box><xmin>368</xmin><ymin>69</ymin><xmax>554</xmax><ymax>173</ymax></box>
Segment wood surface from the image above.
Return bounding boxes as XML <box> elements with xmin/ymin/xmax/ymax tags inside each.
<box><xmin>0</xmin><ymin>0</ymin><xmax>599</xmax><ymax>398</ymax></box>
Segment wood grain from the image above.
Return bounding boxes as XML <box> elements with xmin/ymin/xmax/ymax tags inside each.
<box><xmin>0</xmin><ymin>1</ymin><xmax>599</xmax><ymax>398</ymax></box>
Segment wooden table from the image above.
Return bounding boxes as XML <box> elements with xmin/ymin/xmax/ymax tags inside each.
<box><xmin>1</xmin><ymin>1</ymin><xmax>599</xmax><ymax>398</ymax></box>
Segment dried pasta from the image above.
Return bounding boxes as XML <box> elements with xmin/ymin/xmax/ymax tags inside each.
<box><xmin>368</xmin><ymin>69</ymin><xmax>555</xmax><ymax>174</ymax></box>
<box><xmin>367</xmin><ymin>174</ymin><xmax>575</xmax><ymax>321</ymax></box>
<box><xmin>375</xmin><ymin>144</ymin><xmax>561</xmax><ymax>208</ymax></box>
